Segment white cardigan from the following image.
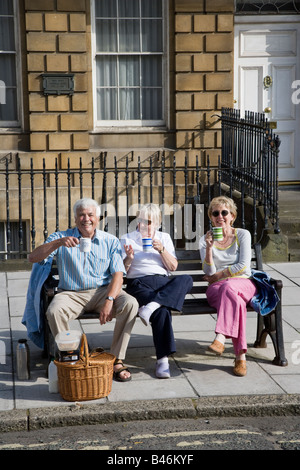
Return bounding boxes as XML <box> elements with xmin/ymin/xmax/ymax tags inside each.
<box><xmin>199</xmin><ymin>228</ymin><xmax>252</xmax><ymax>278</ymax></box>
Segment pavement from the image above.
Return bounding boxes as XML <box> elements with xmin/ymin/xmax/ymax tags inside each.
<box><xmin>1</xmin><ymin>261</ymin><xmax>300</xmax><ymax>433</ymax></box>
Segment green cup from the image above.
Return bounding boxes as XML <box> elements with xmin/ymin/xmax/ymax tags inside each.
<box><xmin>212</xmin><ymin>227</ymin><xmax>223</xmax><ymax>241</ymax></box>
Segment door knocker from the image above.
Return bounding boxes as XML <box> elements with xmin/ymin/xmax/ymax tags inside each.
<box><xmin>263</xmin><ymin>76</ymin><xmax>273</xmax><ymax>89</ymax></box>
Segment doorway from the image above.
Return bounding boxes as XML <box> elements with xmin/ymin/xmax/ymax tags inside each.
<box><xmin>234</xmin><ymin>16</ymin><xmax>300</xmax><ymax>182</ymax></box>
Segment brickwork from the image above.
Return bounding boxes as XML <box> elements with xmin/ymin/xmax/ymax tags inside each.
<box><xmin>175</xmin><ymin>0</ymin><xmax>234</xmax><ymax>165</ymax></box>
<box><xmin>25</xmin><ymin>0</ymin><xmax>89</xmax><ymax>164</ymax></box>
<box><xmin>0</xmin><ymin>1</ymin><xmax>236</xmax><ymax>171</ymax></box>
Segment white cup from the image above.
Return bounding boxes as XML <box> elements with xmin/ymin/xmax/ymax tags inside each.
<box><xmin>142</xmin><ymin>237</ymin><xmax>152</xmax><ymax>252</ymax></box>
<box><xmin>79</xmin><ymin>237</ymin><xmax>91</xmax><ymax>253</ymax></box>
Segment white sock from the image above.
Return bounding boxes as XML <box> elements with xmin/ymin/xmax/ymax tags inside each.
<box><xmin>157</xmin><ymin>356</ymin><xmax>168</xmax><ymax>365</ymax></box>
<box><xmin>236</xmin><ymin>353</ymin><xmax>246</xmax><ymax>361</ymax></box>
<box><xmin>138</xmin><ymin>302</ymin><xmax>161</xmax><ymax>326</ymax></box>
<box><xmin>146</xmin><ymin>301</ymin><xmax>161</xmax><ymax>313</ymax></box>
<box><xmin>215</xmin><ymin>333</ymin><xmax>226</xmax><ymax>344</ymax></box>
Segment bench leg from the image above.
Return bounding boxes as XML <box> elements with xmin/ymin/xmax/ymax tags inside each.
<box><xmin>254</xmin><ymin>313</ymin><xmax>268</xmax><ymax>349</ymax></box>
<box><xmin>254</xmin><ymin>308</ymin><xmax>288</xmax><ymax>367</ymax></box>
<box><xmin>272</xmin><ymin>303</ymin><xmax>288</xmax><ymax>367</ymax></box>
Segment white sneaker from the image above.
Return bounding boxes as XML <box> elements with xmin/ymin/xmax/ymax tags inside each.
<box><xmin>156</xmin><ymin>361</ymin><xmax>170</xmax><ymax>379</ymax></box>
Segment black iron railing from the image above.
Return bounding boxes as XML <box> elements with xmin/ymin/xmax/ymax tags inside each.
<box><xmin>0</xmin><ymin>108</ymin><xmax>280</xmax><ymax>258</ymax></box>
<box><xmin>1</xmin><ymin>152</ymin><xmax>206</xmax><ymax>257</ymax></box>
<box><xmin>219</xmin><ymin>107</ymin><xmax>280</xmax><ymax>235</ymax></box>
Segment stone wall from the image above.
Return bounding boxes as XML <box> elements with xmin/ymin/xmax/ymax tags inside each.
<box><xmin>1</xmin><ymin>0</ymin><xmax>235</xmax><ymax>169</ymax></box>
<box><xmin>25</xmin><ymin>0</ymin><xmax>90</xmax><ymax>170</ymax></box>
<box><xmin>175</xmin><ymin>0</ymin><xmax>234</xmax><ymax>166</ymax></box>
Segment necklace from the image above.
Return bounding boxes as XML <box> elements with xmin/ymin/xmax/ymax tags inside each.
<box><xmin>216</xmin><ymin>229</ymin><xmax>234</xmax><ymax>246</ymax></box>
<box><xmin>216</xmin><ymin>237</ymin><xmax>229</xmax><ymax>246</ymax></box>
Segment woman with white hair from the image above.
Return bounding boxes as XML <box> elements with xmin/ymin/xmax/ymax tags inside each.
<box><xmin>120</xmin><ymin>203</ymin><xmax>193</xmax><ymax>379</ymax></box>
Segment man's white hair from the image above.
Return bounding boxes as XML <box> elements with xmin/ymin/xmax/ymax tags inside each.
<box><xmin>73</xmin><ymin>198</ymin><xmax>101</xmax><ymax>218</ymax></box>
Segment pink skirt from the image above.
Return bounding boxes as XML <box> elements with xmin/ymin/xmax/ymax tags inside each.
<box><xmin>206</xmin><ymin>278</ymin><xmax>257</xmax><ymax>355</ymax></box>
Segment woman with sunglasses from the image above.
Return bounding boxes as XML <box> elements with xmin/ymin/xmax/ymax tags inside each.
<box><xmin>120</xmin><ymin>203</ymin><xmax>193</xmax><ymax>379</ymax></box>
<box><xmin>199</xmin><ymin>196</ymin><xmax>257</xmax><ymax>377</ymax></box>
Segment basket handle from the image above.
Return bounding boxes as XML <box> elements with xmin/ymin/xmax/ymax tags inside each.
<box><xmin>79</xmin><ymin>333</ymin><xmax>89</xmax><ymax>366</ymax></box>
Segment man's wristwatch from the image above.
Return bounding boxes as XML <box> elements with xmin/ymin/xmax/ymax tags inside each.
<box><xmin>105</xmin><ymin>296</ymin><xmax>115</xmax><ymax>301</ymax></box>
<box><xmin>159</xmin><ymin>246</ymin><xmax>165</xmax><ymax>254</ymax></box>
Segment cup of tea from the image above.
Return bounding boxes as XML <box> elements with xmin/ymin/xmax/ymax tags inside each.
<box><xmin>142</xmin><ymin>238</ymin><xmax>152</xmax><ymax>252</ymax></box>
<box><xmin>79</xmin><ymin>237</ymin><xmax>91</xmax><ymax>253</ymax></box>
<box><xmin>212</xmin><ymin>227</ymin><xmax>223</xmax><ymax>241</ymax></box>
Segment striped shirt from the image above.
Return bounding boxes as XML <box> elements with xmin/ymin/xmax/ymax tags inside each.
<box><xmin>41</xmin><ymin>227</ymin><xmax>125</xmax><ymax>291</ymax></box>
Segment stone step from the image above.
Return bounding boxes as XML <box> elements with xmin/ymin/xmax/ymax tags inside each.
<box><xmin>289</xmin><ymin>249</ymin><xmax>300</xmax><ymax>262</ymax></box>
<box><xmin>287</xmin><ymin>234</ymin><xmax>300</xmax><ymax>249</ymax></box>
<box><xmin>278</xmin><ymin>217</ymin><xmax>300</xmax><ymax>234</ymax></box>
<box><xmin>278</xmin><ymin>190</ymin><xmax>300</xmax><ymax>261</ymax></box>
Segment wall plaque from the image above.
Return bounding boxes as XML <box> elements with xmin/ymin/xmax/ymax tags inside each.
<box><xmin>42</xmin><ymin>73</ymin><xmax>74</xmax><ymax>96</ymax></box>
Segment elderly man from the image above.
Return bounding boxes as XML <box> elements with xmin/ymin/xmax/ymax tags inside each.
<box><xmin>28</xmin><ymin>198</ymin><xmax>138</xmax><ymax>382</ymax></box>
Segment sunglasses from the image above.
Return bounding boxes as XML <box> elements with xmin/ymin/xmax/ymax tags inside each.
<box><xmin>211</xmin><ymin>210</ymin><xmax>229</xmax><ymax>217</ymax></box>
<box><xmin>138</xmin><ymin>218</ymin><xmax>153</xmax><ymax>225</ymax></box>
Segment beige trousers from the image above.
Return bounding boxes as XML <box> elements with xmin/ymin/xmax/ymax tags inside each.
<box><xmin>46</xmin><ymin>286</ymin><xmax>138</xmax><ymax>360</ymax></box>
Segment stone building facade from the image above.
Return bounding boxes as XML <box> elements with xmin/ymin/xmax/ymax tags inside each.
<box><xmin>0</xmin><ymin>0</ymin><xmax>237</xmax><ymax>253</ymax></box>
<box><xmin>1</xmin><ymin>0</ymin><xmax>234</xmax><ymax>165</ymax></box>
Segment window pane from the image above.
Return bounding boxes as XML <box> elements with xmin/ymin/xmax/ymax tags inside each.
<box><xmin>119</xmin><ymin>56</ymin><xmax>139</xmax><ymax>86</ymax></box>
<box><xmin>119</xmin><ymin>88</ymin><xmax>140</xmax><ymax>119</ymax></box>
<box><xmin>0</xmin><ymin>55</ymin><xmax>17</xmax><ymax>121</ymax></box>
<box><xmin>142</xmin><ymin>56</ymin><xmax>162</xmax><ymax>87</ymax></box>
<box><xmin>0</xmin><ymin>55</ymin><xmax>16</xmax><ymax>85</ymax></box>
<box><xmin>96</xmin><ymin>19</ymin><xmax>117</xmax><ymax>52</ymax></box>
<box><xmin>95</xmin><ymin>0</ymin><xmax>117</xmax><ymax>17</ymax></box>
<box><xmin>94</xmin><ymin>0</ymin><xmax>165</xmax><ymax>123</ymax></box>
<box><xmin>0</xmin><ymin>17</ymin><xmax>15</xmax><ymax>50</ymax></box>
<box><xmin>0</xmin><ymin>2</ymin><xmax>18</xmax><ymax>125</ymax></box>
<box><xmin>142</xmin><ymin>88</ymin><xmax>162</xmax><ymax>120</ymax></box>
<box><xmin>118</xmin><ymin>0</ymin><xmax>139</xmax><ymax>17</ymax></box>
<box><xmin>96</xmin><ymin>56</ymin><xmax>117</xmax><ymax>86</ymax></box>
<box><xmin>97</xmin><ymin>88</ymin><xmax>118</xmax><ymax>120</ymax></box>
<box><xmin>141</xmin><ymin>0</ymin><xmax>162</xmax><ymax>17</ymax></box>
<box><xmin>119</xmin><ymin>19</ymin><xmax>140</xmax><ymax>52</ymax></box>
<box><xmin>0</xmin><ymin>87</ymin><xmax>17</xmax><ymax>121</ymax></box>
<box><xmin>142</xmin><ymin>20</ymin><xmax>162</xmax><ymax>52</ymax></box>
<box><xmin>0</xmin><ymin>0</ymin><xmax>13</xmax><ymax>15</ymax></box>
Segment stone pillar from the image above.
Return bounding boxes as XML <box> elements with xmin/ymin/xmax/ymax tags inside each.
<box><xmin>25</xmin><ymin>0</ymin><xmax>89</xmax><ymax>168</ymax></box>
<box><xmin>175</xmin><ymin>0</ymin><xmax>234</xmax><ymax>165</ymax></box>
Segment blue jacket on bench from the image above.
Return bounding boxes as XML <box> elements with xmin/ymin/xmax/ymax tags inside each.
<box><xmin>22</xmin><ymin>259</ymin><xmax>53</xmax><ymax>348</ymax></box>
<box><xmin>250</xmin><ymin>269</ymin><xmax>280</xmax><ymax>316</ymax></box>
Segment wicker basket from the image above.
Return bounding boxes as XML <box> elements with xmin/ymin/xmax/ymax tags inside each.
<box><xmin>54</xmin><ymin>334</ymin><xmax>115</xmax><ymax>401</ymax></box>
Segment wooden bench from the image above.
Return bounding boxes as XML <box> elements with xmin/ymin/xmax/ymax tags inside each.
<box><xmin>42</xmin><ymin>243</ymin><xmax>287</xmax><ymax>367</ymax></box>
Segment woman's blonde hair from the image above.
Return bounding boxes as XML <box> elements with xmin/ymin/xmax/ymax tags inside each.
<box><xmin>137</xmin><ymin>203</ymin><xmax>161</xmax><ymax>229</ymax></box>
<box><xmin>208</xmin><ymin>196</ymin><xmax>237</xmax><ymax>225</ymax></box>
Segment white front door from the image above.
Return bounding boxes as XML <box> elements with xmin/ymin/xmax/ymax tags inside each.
<box><xmin>234</xmin><ymin>16</ymin><xmax>300</xmax><ymax>182</ymax></box>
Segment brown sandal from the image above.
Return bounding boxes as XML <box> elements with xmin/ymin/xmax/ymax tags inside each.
<box><xmin>233</xmin><ymin>359</ymin><xmax>247</xmax><ymax>377</ymax></box>
<box><xmin>113</xmin><ymin>359</ymin><xmax>132</xmax><ymax>382</ymax></box>
<box><xmin>207</xmin><ymin>339</ymin><xmax>225</xmax><ymax>356</ymax></box>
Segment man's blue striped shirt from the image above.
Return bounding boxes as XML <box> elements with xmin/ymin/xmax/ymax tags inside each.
<box><xmin>42</xmin><ymin>227</ymin><xmax>125</xmax><ymax>291</ymax></box>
